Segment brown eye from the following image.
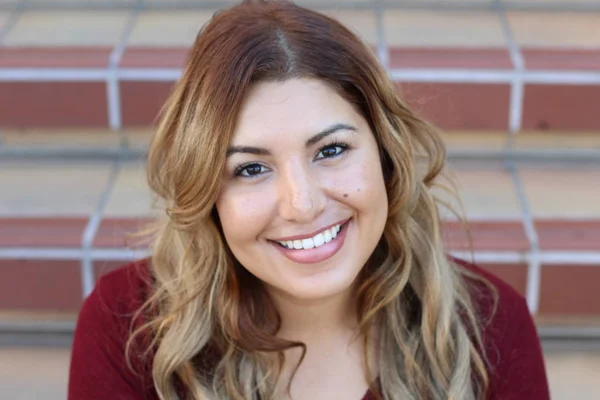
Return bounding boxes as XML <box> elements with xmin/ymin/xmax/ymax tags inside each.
<box><xmin>235</xmin><ymin>163</ymin><xmax>267</xmax><ymax>178</ymax></box>
<box><xmin>315</xmin><ymin>142</ymin><xmax>349</xmax><ymax>160</ymax></box>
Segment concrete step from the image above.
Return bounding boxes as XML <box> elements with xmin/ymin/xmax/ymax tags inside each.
<box><xmin>0</xmin><ymin>5</ymin><xmax>599</xmax><ymax>130</ymax></box>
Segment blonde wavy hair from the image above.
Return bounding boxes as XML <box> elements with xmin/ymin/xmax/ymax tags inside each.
<box><xmin>127</xmin><ymin>1</ymin><xmax>493</xmax><ymax>399</ymax></box>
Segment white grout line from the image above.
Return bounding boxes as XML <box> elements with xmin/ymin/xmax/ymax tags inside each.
<box><xmin>1</xmin><ymin>0</ymin><xmax>137</xmax><ymax>11</ymax></box>
<box><xmin>496</xmin><ymin>5</ymin><xmax>524</xmax><ymax>136</ymax></box>
<box><xmin>451</xmin><ymin>251</ymin><xmax>600</xmax><ymax>265</ymax></box>
<box><xmin>525</xmin><ymin>255</ymin><xmax>542</xmax><ymax>314</ymax></box>
<box><xmin>497</xmin><ymin>8</ymin><xmax>524</xmax><ymax>71</ymax></box>
<box><xmin>107</xmin><ymin>6</ymin><xmax>141</xmax><ymax>132</ymax></box>
<box><xmin>0</xmin><ymin>247</ymin><xmax>150</xmax><ymax>260</ymax></box>
<box><xmin>374</xmin><ymin>0</ymin><xmax>389</xmax><ymax>71</ymax></box>
<box><xmin>1</xmin><ymin>67</ymin><xmax>599</xmax><ymax>85</ymax></box>
<box><xmin>0</xmin><ymin>248</ymin><xmax>597</xmax><ymax>264</ymax></box>
<box><xmin>508</xmin><ymin>77</ymin><xmax>524</xmax><ymax>135</ymax></box>
<box><xmin>0</xmin><ymin>69</ymin><xmax>108</xmax><ymax>81</ymax></box>
<box><xmin>95</xmin><ymin>248</ymin><xmax>151</xmax><ymax>260</ymax></box>
<box><xmin>386</xmin><ymin>1</ymin><xmax>600</xmax><ymax>13</ymax></box>
<box><xmin>106</xmin><ymin>73</ymin><xmax>121</xmax><ymax>131</ymax></box>
<box><xmin>535</xmin><ymin>252</ymin><xmax>600</xmax><ymax>265</ymax></box>
<box><xmin>0</xmin><ymin>248</ymin><xmax>84</xmax><ymax>259</ymax></box>
<box><xmin>117</xmin><ymin>68</ymin><xmax>182</xmax><ymax>81</ymax></box>
<box><xmin>524</xmin><ymin>70</ymin><xmax>600</xmax><ymax>85</ymax></box>
<box><xmin>389</xmin><ymin>68</ymin><xmax>514</xmax><ymax>83</ymax></box>
<box><xmin>507</xmin><ymin>162</ymin><xmax>542</xmax><ymax>314</ymax></box>
<box><xmin>80</xmin><ymin>162</ymin><xmax>121</xmax><ymax>298</ymax></box>
<box><xmin>2</xmin><ymin>1</ymin><xmax>600</xmax><ymax>13</ymax></box>
<box><xmin>391</xmin><ymin>69</ymin><xmax>600</xmax><ymax>85</ymax></box>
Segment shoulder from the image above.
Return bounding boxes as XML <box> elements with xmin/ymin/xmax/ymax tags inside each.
<box><xmin>451</xmin><ymin>256</ymin><xmax>530</xmax><ymax>331</ymax></box>
<box><xmin>74</xmin><ymin>258</ymin><xmax>153</xmax><ymax>351</ymax></box>
<box><xmin>75</xmin><ymin>258</ymin><xmax>153</xmax><ymax>353</ymax></box>
<box><xmin>69</xmin><ymin>259</ymin><xmax>156</xmax><ymax>399</ymax></box>
<box><xmin>90</xmin><ymin>258</ymin><xmax>153</xmax><ymax>316</ymax></box>
<box><xmin>451</xmin><ymin>257</ymin><xmax>550</xmax><ymax>399</ymax></box>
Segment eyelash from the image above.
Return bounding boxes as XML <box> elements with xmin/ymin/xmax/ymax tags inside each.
<box><xmin>233</xmin><ymin>140</ymin><xmax>352</xmax><ymax>178</ymax></box>
<box><xmin>315</xmin><ymin>140</ymin><xmax>351</xmax><ymax>160</ymax></box>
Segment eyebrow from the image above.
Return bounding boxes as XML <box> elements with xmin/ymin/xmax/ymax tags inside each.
<box><xmin>226</xmin><ymin>123</ymin><xmax>358</xmax><ymax>157</ymax></box>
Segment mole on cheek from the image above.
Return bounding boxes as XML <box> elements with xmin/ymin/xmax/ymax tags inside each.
<box><xmin>343</xmin><ymin>193</ymin><xmax>348</xmax><ymax>198</ymax></box>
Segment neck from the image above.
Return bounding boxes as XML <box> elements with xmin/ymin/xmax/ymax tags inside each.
<box><xmin>268</xmin><ymin>286</ymin><xmax>359</xmax><ymax>343</ymax></box>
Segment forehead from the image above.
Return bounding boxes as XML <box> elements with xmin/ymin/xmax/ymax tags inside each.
<box><xmin>232</xmin><ymin>78</ymin><xmax>362</xmax><ymax>142</ymax></box>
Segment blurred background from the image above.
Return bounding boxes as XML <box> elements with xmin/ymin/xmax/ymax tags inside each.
<box><xmin>0</xmin><ymin>0</ymin><xmax>599</xmax><ymax>399</ymax></box>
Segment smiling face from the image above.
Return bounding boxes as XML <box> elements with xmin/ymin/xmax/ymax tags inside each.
<box><xmin>216</xmin><ymin>78</ymin><xmax>388</xmax><ymax>302</ymax></box>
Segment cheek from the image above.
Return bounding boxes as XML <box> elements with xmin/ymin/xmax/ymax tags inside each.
<box><xmin>331</xmin><ymin>157</ymin><xmax>387</xmax><ymax>208</ymax></box>
<box><xmin>216</xmin><ymin>188</ymin><xmax>273</xmax><ymax>243</ymax></box>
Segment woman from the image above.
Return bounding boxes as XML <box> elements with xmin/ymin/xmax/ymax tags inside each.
<box><xmin>68</xmin><ymin>1</ymin><xmax>549</xmax><ymax>399</ymax></box>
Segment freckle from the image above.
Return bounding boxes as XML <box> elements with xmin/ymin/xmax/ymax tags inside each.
<box><xmin>343</xmin><ymin>193</ymin><xmax>348</xmax><ymax>198</ymax></box>
<box><xmin>357</xmin><ymin>188</ymin><xmax>361</xmax><ymax>192</ymax></box>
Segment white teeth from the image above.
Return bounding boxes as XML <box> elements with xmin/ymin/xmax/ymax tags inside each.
<box><xmin>277</xmin><ymin>223</ymin><xmax>344</xmax><ymax>250</ymax></box>
<box><xmin>313</xmin><ymin>233</ymin><xmax>325</xmax><ymax>247</ymax></box>
<box><xmin>301</xmin><ymin>238</ymin><xmax>315</xmax><ymax>249</ymax></box>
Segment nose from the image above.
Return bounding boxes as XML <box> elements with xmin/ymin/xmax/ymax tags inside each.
<box><xmin>278</xmin><ymin>163</ymin><xmax>325</xmax><ymax>223</ymax></box>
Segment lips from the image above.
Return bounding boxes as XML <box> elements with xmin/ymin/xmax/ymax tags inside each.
<box><xmin>275</xmin><ymin>223</ymin><xmax>342</xmax><ymax>250</ymax></box>
<box><xmin>269</xmin><ymin>220</ymin><xmax>351</xmax><ymax>264</ymax></box>
<box><xmin>271</xmin><ymin>219</ymin><xmax>349</xmax><ymax>242</ymax></box>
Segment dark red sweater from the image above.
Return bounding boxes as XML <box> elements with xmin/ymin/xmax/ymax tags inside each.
<box><xmin>68</xmin><ymin>258</ymin><xmax>550</xmax><ymax>399</ymax></box>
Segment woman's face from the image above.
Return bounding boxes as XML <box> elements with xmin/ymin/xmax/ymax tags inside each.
<box><xmin>216</xmin><ymin>78</ymin><xmax>388</xmax><ymax>302</ymax></box>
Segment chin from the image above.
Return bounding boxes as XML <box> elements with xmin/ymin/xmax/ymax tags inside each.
<box><xmin>280</xmin><ymin>268</ymin><xmax>360</xmax><ymax>302</ymax></box>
